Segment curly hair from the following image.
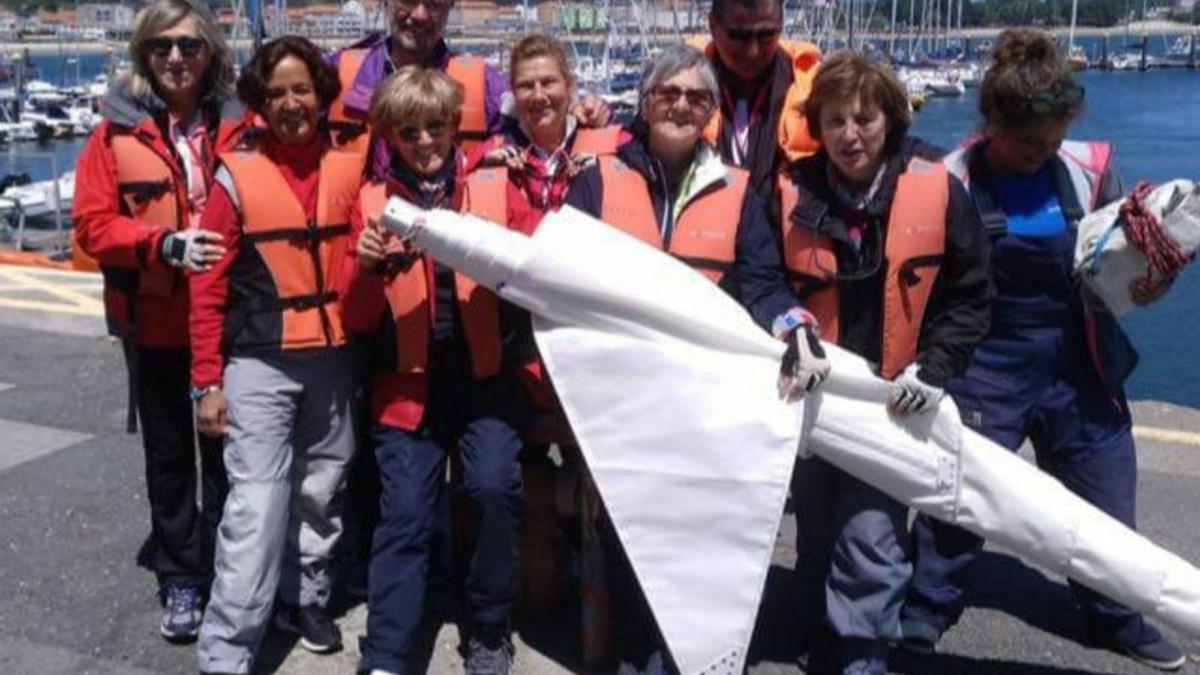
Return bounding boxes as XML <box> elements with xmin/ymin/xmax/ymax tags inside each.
<box><xmin>236</xmin><ymin>36</ymin><xmax>342</xmax><ymax>115</ymax></box>
<box><xmin>980</xmin><ymin>29</ymin><xmax>1083</xmax><ymax>131</ymax></box>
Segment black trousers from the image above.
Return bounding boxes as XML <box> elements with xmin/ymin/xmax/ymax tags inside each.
<box><xmin>135</xmin><ymin>346</ymin><xmax>228</xmax><ymax>590</ymax></box>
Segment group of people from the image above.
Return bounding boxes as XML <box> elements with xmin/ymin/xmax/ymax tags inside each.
<box><xmin>69</xmin><ymin>0</ymin><xmax>1186</xmax><ymax>673</ymax></box>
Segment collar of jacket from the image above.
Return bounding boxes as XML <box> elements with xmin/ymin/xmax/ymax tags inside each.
<box><xmin>616</xmin><ymin>127</ymin><xmax>734</xmax><ymax>211</ymax></box>
<box><xmin>100</xmin><ymin>74</ymin><xmax>245</xmax><ymax>140</ymax></box>
<box><xmin>960</xmin><ymin>139</ymin><xmax>1083</xmax><ymax>233</ymax></box>
<box><xmin>787</xmin><ymin>135</ymin><xmax>937</xmax><ymax>245</ymax></box>
<box><xmin>385</xmin><ymin>149</ymin><xmax>462</xmax><ymax>210</ymax></box>
<box><xmin>712</xmin><ymin>49</ymin><xmax>793</xmax><ymax>187</ymax></box>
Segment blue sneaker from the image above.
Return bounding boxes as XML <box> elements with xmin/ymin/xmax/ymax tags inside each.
<box><xmin>1115</xmin><ymin>635</ymin><xmax>1186</xmax><ymax>671</ymax></box>
<box><xmin>159</xmin><ymin>583</ymin><xmax>202</xmax><ymax>643</ymax></box>
<box><xmin>897</xmin><ymin>617</ymin><xmax>941</xmax><ymax>655</ymax></box>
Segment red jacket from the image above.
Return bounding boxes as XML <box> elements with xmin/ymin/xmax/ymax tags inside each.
<box><xmin>72</xmin><ymin>79</ymin><xmax>247</xmax><ymax>348</ymax></box>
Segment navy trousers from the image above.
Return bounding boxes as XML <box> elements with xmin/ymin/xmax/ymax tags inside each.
<box><xmin>359</xmin><ymin>370</ymin><xmax>528</xmax><ymax>675</ymax></box>
<box><xmin>904</xmin><ymin>312</ymin><xmax>1147</xmax><ymax>644</ymax></box>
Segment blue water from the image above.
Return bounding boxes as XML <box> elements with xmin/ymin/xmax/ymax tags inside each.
<box><xmin>6</xmin><ymin>55</ymin><xmax>1199</xmax><ymax>405</ymax></box>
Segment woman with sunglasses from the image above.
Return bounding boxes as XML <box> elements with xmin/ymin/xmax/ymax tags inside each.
<box><xmin>71</xmin><ymin>0</ymin><xmax>245</xmax><ymax>644</ymax></box>
<box><xmin>778</xmin><ymin>51</ymin><xmax>992</xmax><ymax>675</ymax></box>
<box><xmin>563</xmin><ymin>43</ymin><xmax>829</xmax><ymax>675</ymax></box>
<box><xmin>899</xmin><ymin>29</ymin><xmax>1186</xmax><ymax>671</ymax></box>
<box><xmin>188</xmin><ymin>36</ymin><xmax>364</xmax><ymax>674</ymax></box>
<box><xmin>340</xmin><ymin>67</ymin><xmax>532</xmax><ymax>675</ymax></box>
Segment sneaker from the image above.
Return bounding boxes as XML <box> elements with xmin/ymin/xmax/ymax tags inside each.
<box><xmin>465</xmin><ymin>623</ymin><xmax>514</xmax><ymax>675</ymax></box>
<box><xmin>897</xmin><ymin>617</ymin><xmax>940</xmax><ymax>656</ymax></box>
<box><xmin>274</xmin><ymin>603</ymin><xmax>343</xmax><ymax>654</ymax></box>
<box><xmin>159</xmin><ymin>583</ymin><xmax>202</xmax><ymax>643</ymax></box>
<box><xmin>1115</xmin><ymin>635</ymin><xmax>1187</xmax><ymax>671</ymax></box>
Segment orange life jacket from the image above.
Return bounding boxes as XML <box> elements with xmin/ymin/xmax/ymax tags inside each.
<box><xmin>218</xmin><ymin>147</ymin><xmax>365</xmax><ymax>351</ymax></box>
<box><xmin>597</xmin><ymin>155</ymin><xmax>746</xmax><ymax>283</ymax></box>
<box><xmin>778</xmin><ymin>157</ymin><xmax>949</xmax><ymax>379</ymax></box>
<box><xmin>329</xmin><ymin>50</ymin><xmax>491</xmax><ymax>155</ymax></box>
<box><xmin>688</xmin><ymin>37</ymin><xmax>822</xmax><ymax>163</ymax></box>
<box><xmin>358</xmin><ymin>176</ymin><xmax>503</xmax><ymax>379</ymax></box>
<box><xmin>571</xmin><ymin>125</ymin><xmax>624</xmax><ymax>156</ymax></box>
<box><xmin>111</xmin><ymin>133</ymin><xmax>182</xmax><ymax>299</ymax></box>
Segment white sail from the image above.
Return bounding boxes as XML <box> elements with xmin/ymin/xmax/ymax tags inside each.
<box><xmin>380</xmin><ymin>199</ymin><xmax>1200</xmax><ymax>672</ymax></box>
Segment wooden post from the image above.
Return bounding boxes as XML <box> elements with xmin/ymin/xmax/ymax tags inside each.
<box><xmin>1100</xmin><ymin>32</ymin><xmax>1110</xmax><ymax>70</ymax></box>
<box><xmin>1190</xmin><ymin>33</ymin><xmax>1197</xmax><ymax>70</ymax></box>
<box><xmin>1139</xmin><ymin>33</ymin><xmax>1148</xmax><ymax>71</ymax></box>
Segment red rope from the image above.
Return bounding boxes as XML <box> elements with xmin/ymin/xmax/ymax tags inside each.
<box><xmin>1119</xmin><ymin>181</ymin><xmax>1191</xmax><ymax>286</ymax></box>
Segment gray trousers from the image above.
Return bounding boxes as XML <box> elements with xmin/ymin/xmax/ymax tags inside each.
<box><xmin>794</xmin><ymin>456</ymin><xmax>911</xmax><ymax>674</ymax></box>
<box><xmin>198</xmin><ymin>349</ymin><xmax>356</xmax><ymax>674</ymax></box>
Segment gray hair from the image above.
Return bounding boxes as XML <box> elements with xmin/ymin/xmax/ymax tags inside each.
<box><xmin>128</xmin><ymin>0</ymin><xmax>235</xmax><ymax>105</ymax></box>
<box><xmin>636</xmin><ymin>44</ymin><xmax>720</xmax><ymax>118</ymax></box>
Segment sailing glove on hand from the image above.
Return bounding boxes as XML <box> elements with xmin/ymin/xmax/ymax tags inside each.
<box><xmin>160</xmin><ymin>229</ymin><xmax>224</xmax><ymax>272</ymax></box>
<box><xmin>777</xmin><ymin>319</ymin><xmax>830</xmax><ymax>401</ymax></box>
<box><xmin>888</xmin><ymin>363</ymin><xmax>944</xmax><ymax>416</ymax></box>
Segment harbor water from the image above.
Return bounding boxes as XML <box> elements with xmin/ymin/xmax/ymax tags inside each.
<box><xmin>4</xmin><ymin>55</ymin><xmax>1198</xmax><ymax>407</ymax></box>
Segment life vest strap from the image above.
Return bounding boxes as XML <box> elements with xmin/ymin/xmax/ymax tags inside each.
<box><xmin>117</xmin><ymin>179</ymin><xmax>173</xmax><ymax>205</ymax></box>
<box><xmin>242</xmin><ymin>223</ymin><xmax>351</xmax><ymax>245</ymax></box>
<box><xmin>897</xmin><ymin>254</ymin><xmax>945</xmax><ymax>287</ymax></box>
<box><xmin>239</xmin><ymin>290</ymin><xmax>339</xmax><ymax>314</ymax></box>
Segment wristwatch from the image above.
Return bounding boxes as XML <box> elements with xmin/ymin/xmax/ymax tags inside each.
<box><xmin>190</xmin><ymin>385</ymin><xmax>221</xmax><ymax>402</ymax></box>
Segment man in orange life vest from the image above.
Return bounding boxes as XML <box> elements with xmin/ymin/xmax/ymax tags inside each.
<box><xmin>326</xmin><ymin>0</ymin><xmax>609</xmax><ymax>177</ymax></box>
<box><xmin>691</xmin><ymin>0</ymin><xmax>822</xmax><ymax>197</ymax></box>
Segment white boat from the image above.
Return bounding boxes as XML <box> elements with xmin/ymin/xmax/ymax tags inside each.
<box><xmin>0</xmin><ymin>171</ymin><xmax>75</xmax><ymax>219</ymax></box>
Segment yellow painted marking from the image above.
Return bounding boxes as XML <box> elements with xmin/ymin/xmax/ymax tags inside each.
<box><xmin>0</xmin><ymin>296</ymin><xmax>103</xmax><ymax>316</ymax></box>
<box><xmin>1133</xmin><ymin>425</ymin><xmax>1200</xmax><ymax>449</ymax></box>
<box><xmin>0</xmin><ymin>265</ymin><xmax>104</xmax><ymax>312</ymax></box>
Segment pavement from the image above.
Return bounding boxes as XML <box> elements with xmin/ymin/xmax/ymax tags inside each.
<box><xmin>1</xmin><ymin>264</ymin><xmax>1199</xmax><ymax>675</ymax></box>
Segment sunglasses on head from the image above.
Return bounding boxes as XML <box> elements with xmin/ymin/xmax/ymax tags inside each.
<box><xmin>724</xmin><ymin>26</ymin><xmax>782</xmax><ymax>43</ymax></box>
<box><xmin>145</xmin><ymin>36</ymin><xmax>206</xmax><ymax>58</ymax></box>
<box><xmin>1026</xmin><ymin>83</ymin><xmax>1085</xmax><ymax>114</ymax></box>
<box><xmin>396</xmin><ymin>120</ymin><xmax>450</xmax><ymax>142</ymax></box>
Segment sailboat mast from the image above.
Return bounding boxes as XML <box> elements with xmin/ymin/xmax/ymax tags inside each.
<box><xmin>1069</xmin><ymin>0</ymin><xmax>1078</xmax><ymax>49</ymax></box>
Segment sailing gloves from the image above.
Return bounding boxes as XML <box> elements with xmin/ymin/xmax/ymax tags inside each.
<box><xmin>775</xmin><ymin>308</ymin><xmax>830</xmax><ymax>401</ymax></box>
<box><xmin>888</xmin><ymin>363</ymin><xmax>944</xmax><ymax>416</ymax></box>
<box><xmin>160</xmin><ymin>229</ymin><xmax>225</xmax><ymax>272</ymax></box>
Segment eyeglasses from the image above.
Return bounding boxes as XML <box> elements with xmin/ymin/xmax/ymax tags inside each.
<box><xmin>723</xmin><ymin>26</ymin><xmax>782</xmax><ymax>43</ymax></box>
<box><xmin>1026</xmin><ymin>83</ymin><xmax>1085</xmax><ymax>114</ymax></box>
<box><xmin>649</xmin><ymin>85</ymin><xmax>715</xmax><ymax>113</ymax></box>
<box><xmin>395</xmin><ymin>120</ymin><xmax>450</xmax><ymax>142</ymax></box>
<box><xmin>144</xmin><ymin>36</ymin><xmax>206</xmax><ymax>58</ymax></box>
<box><xmin>390</xmin><ymin>0</ymin><xmax>452</xmax><ymax>16</ymax></box>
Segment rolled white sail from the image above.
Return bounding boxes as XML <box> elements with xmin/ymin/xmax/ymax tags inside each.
<box><xmin>381</xmin><ymin>199</ymin><xmax>1200</xmax><ymax>673</ymax></box>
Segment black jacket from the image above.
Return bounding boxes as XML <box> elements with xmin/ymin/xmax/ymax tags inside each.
<box><xmin>711</xmin><ymin>50</ymin><xmax>795</xmax><ymax>201</ymax></box>
<box><xmin>564</xmin><ymin>129</ymin><xmax>799</xmax><ymax>332</ymax></box>
<box><xmin>785</xmin><ymin>136</ymin><xmax>994</xmax><ymax>386</ymax></box>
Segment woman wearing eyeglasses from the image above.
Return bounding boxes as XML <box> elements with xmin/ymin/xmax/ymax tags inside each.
<box><xmin>340</xmin><ymin>67</ymin><xmax>532</xmax><ymax>675</ymax></box>
<box><xmin>899</xmin><ymin>29</ymin><xmax>1186</xmax><ymax>671</ymax></box>
<box><xmin>563</xmin><ymin>44</ymin><xmax>829</xmax><ymax>674</ymax></box>
<box><xmin>777</xmin><ymin>51</ymin><xmax>992</xmax><ymax>675</ymax></box>
<box><xmin>189</xmin><ymin>36</ymin><xmax>365</xmax><ymax>673</ymax></box>
<box><xmin>71</xmin><ymin>0</ymin><xmax>245</xmax><ymax>644</ymax></box>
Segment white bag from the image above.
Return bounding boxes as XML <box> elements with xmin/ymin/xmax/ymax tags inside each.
<box><xmin>1075</xmin><ymin>179</ymin><xmax>1200</xmax><ymax>316</ymax></box>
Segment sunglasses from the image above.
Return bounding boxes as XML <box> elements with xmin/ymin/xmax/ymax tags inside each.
<box><xmin>650</xmin><ymin>85</ymin><xmax>715</xmax><ymax>113</ymax></box>
<box><xmin>723</xmin><ymin>26</ymin><xmax>782</xmax><ymax>43</ymax></box>
<box><xmin>1027</xmin><ymin>83</ymin><xmax>1085</xmax><ymax>114</ymax></box>
<box><xmin>395</xmin><ymin>120</ymin><xmax>450</xmax><ymax>143</ymax></box>
<box><xmin>145</xmin><ymin>36</ymin><xmax>206</xmax><ymax>58</ymax></box>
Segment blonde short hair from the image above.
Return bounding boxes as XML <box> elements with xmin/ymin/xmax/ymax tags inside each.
<box><xmin>369</xmin><ymin>67</ymin><xmax>464</xmax><ymax>134</ymax></box>
<box><xmin>127</xmin><ymin>0</ymin><xmax>234</xmax><ymax>104</ymax></box>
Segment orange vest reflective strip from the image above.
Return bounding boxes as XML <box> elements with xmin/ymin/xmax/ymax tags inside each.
<box><xmin>690</xmin><ymin>38</ymin><xmax>822</xmax><ymax>162</ymax></box>
<box><xmin>111</xmin><ymin>133</ymin><xmax>179</xmax><ymax>299</ymax></box>
<box><xmin>446</xmin><ymin>54</ymin><xmax>489</xmax><ymax>155</ymax></box>
<box><xmin>220</xmin><ymin>148</ymin><xmax>364</xmax><ymax>350</ymax></box>
<box><xmin>328</xmin><ymin>48</ymin><xmax>370</xmax><ymax>152</ymax></box>
<box><xmin>360</xmin><ymin>180</ymin><xmax>502</xmax><ymax>378</ymax></box>
<box><xmin>598</xmin><ymin>156</ymin><xmax>743</xmax><ymax>283</ymax></box>
<box><xmin>779</xmin><ymin>158</ymin><xmax>948</xmax><ymax>379</ymax></box>
<box><xmin>571</xmin><ymin>125</ymin><xmax>623</xmax><ymax>156</ymax></box>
